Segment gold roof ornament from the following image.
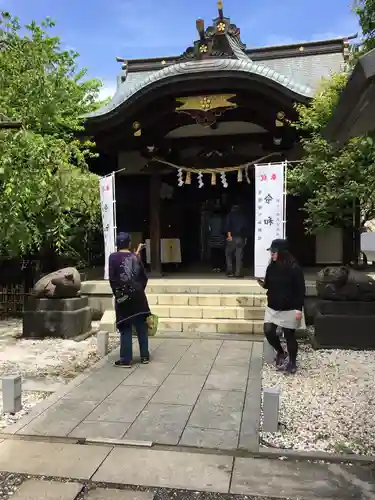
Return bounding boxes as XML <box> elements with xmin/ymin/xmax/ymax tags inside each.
<box><xmin>176</xmin><ymin>94</ymin><xmax>236</xmax><ymax>112</ymax></box>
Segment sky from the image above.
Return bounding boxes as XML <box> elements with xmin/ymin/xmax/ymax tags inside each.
<box><xmin>2</xmin><ymin>0</ymin><xmax>360</xmax><ymax>100</ymax></box>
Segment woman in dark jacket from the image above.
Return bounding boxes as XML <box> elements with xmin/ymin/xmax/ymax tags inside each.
<box><xmin>108</xmin><ymin>232</ymin><xmax>150</xmax><ymax>368</ymax></box>
<box><xmin>258</xmin><ymin>239</ymin><xmax>305</xmax><ymax>374</ymax></box>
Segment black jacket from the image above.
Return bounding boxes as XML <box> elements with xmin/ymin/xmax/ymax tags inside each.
<box><xmin>264</xmin><ymin>260</ymin><xmax>305</xmax><ymax>311</ymax></box>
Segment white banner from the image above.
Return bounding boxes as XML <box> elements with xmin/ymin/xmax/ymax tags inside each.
<box><xmin>99</xmin><ymin>173</ymin><xmax>116</xmax><ymax>280</ymax></box>
<box><xmin>254</xmin><ymin>162</ymin><xmax>286</xmax><ymax>278</ymax></box>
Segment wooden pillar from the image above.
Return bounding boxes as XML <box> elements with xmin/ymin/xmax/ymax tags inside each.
<box><xmin>149</xmin><ymin>172</ymin><xmax>162</xmax><ymax>276</ymax></box>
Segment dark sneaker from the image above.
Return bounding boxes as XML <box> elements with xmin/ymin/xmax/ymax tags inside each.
<box><xmin>275</xmin><ymin>352</ymin><xmax>287</xmax><ymax>369</ymax></box>
<box><xmin>141</xmin><ymin>357</ymin><xmax>150</xmax><ymax>365</ymax></box>
<box><xmin>227</xmin><ymin>273</ymin><xmax>234</xmax><ymax>278</ymax></box>
<box><xmin>285</xmin><ymin>362</ymin><xmax>297</xmax><ymax>374</ymax></box>
<box><xmin>114</xmin><ymin>360</ymin><xmax>132</xmax><ymax>368</ymax></box>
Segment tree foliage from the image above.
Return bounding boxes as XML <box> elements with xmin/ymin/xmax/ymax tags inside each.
<box><xmin>0</xmin><ymin>12</ymin><xmax>103</xmax><ymax>261</ymax></box>
<box><xmin>289</xmin><ymin>73</ymin><xmax>375</xmax><ymax>233</ymax></box>
<box><xmin>354</xmin><ymin>0</ymin><xmax>375</xmax><ymax>53</ymax></box>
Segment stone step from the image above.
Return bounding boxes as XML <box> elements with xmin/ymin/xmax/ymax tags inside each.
<box><xmin>158</xmin><ymin>317</ymin><xmax>263</xmax><ymax>334</ymax></box>
<box><xmin>152</xmin><ymin>304</ymin><xmax>264</xmax><ymax>320</ymax></box>
<box><xmin>148</xmin><ymin>293</ymin><xmax>267</xmax><ymax>307</ymax></box>
<box><xmin>146</xmin><ymin>283</ymin><xmax>266</xmax><ymax>295</ymax></box>
<box><xmin>99</xmin><ymin>308</ymin><xmax>263</xmax><ymax>335</ymax></box>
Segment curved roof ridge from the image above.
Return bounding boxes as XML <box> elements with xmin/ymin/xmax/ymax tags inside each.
<box><xmin>86</xmin><ymin>58</ymin><xmax>313</xmax><ymax>119</ymax></box>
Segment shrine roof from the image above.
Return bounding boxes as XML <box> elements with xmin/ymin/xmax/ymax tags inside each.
<box><xmin>86</xmin><ymin>2</ymin><xmax>354</xmax><ymax>121</ymax></box>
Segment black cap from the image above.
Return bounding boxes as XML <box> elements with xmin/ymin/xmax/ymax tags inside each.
<box><xmin>267</xmin><ymin>238</ymin><xmax>288</xmax><ymax>252</ymax></box>
<box><xmin>116</xmin><ymin>232</ymin><xmax>131</xmax><ymax>247</ymax></box>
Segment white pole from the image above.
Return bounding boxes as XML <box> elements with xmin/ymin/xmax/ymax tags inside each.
<box><xmin>283</xmin><ymin>160</ymin><xmax>287</xmax><ymax>239</ymax></box>
<box><xmin>111</xmin><ymin>172</ymin><xmax>117</xmax><ymax>249</ymax></box>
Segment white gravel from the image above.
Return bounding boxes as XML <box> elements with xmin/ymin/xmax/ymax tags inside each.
<box><xmin>261</xmin><ymin>343</ymin><xmax>375</xmax><ymax>455</ymax></box>
<box><xmin>0</xmin><ymin>319</ymin><xmax>119</xmax><ymax>431</ymax></box>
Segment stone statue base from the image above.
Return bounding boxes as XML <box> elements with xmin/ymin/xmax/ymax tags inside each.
<box><xmin>312</xmin><ymin>300</ymin><xmax>375</xmax><ymax>350</ymax></box>
<box><xmin>22</xmin><ymin>296</ymin><xmax>92</xmax><ymax>339</ymax></box>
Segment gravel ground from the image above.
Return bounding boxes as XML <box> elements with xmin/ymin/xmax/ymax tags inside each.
<box><xmin>0</xmin><ymin>319</ymin><xmax>119</xmax><ymax>432</ymax></box>
<box><xmin>261</xmin><ymin>342</ymin><xmax>375</xmax><ymax>455</ymax></box>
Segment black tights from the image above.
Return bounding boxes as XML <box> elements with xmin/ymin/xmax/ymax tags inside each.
<box><xmin>264</xmin><ymin>322</ymin><xmax>298</xmax><ymax>364</ymax></box>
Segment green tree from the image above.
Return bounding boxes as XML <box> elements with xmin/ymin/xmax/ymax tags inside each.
<box><xmin>354</xmin><ymin>0</ymin><xmax>375</xmax><ymax>53</ymax></box>
<box><xmin>0</xmin><ymin>11</ymin><xmax>104</xmax><ymax>262</ymax></box>
<box><xmin>289</xmin><ymin>73</ymin><xmax>375</xmax><ymax>236</ymax></box>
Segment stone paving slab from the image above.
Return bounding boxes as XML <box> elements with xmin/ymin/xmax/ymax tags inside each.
<box><xmin>92</xmin><ymin>447</ymin><xmax>233</xmax><ymax>493</ymax></box>
<box><xmin>187</xmin><ymin>389</ymin><xmax>244</xmax><ymax>432</ymax></box>
<box><xmin>11</xmin><ymin>338</ymin><xmax>262</xmax><ymax>452</ymax></box>
<box><xmin>125</xmin><ymin>403</ymin><xmax>192</xmax><ymax>445</ymax></box>
<box><xmin>85</xmin><ymin>489</ymin><xmax>154</xmax><ymax>500</ymax></box>
<box><xmin>179</xmin><ymin>426</ymin><xmax>239</xmax><ymax>450</ymax></box>
<box><xmin>70</xmin><ymin>420</ymin><xmax>131</xmax><ymax>440</ymax></box>
<box><xmin>239</xmin><ymin>341</ymin><xmax>262</xmax><ymax>451</ymax></box>
<box><xmin>18</xmin><ymin>398</ymin><xmax>99</xmax><ymax>437</ymax></box>
<box><xmin>151</xmin><ymin>374</ymin><xmax>206</xmax><ymax>405</ymax></box>
<box><xmin>230</xmin><ymin>457</ymin><xmax>375</xmax><ymax>499</ymax></box>
<box><xmin>12</xmin><ymin>480</ymin><xmax>83</xmax><ymax>500</ymax></box>
<box><xmin>0</xmin><ymin>440</ymin><xmax>111</xmax><ymax>479</ymax></box>
<box><xmin>204</xmin><ymin>365</ymin><xmax>248</xmax><ymax>392</ymax></box>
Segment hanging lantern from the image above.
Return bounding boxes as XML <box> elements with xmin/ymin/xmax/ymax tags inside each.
<box><xmin>211</xmin><ymin>172</ymin><xmax>216</xmax><ymax>185</ymax></box>
<box><xmin>185</xmin><ymin>171</ymin><xmax>191</xmax><ymax>185</ymax></box>
<box><xmin>198</xmin><ymin>172</ymin><xmax>204</xmax><ymax>188</ymax></box>
<box><xmin>177</xmin><ymin>168</ymin><xmax>184</xmax><ymax>187</ymax></box>
<box><xmin>237</xmin><ymin>168</ymin><xmax>243</xmax><ymax>183</ymax></box>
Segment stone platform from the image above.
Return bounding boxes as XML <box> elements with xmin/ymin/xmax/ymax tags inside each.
<box><xmin>22</xmin><ymin>296</ymin><xmax>91</xmax><ymax>339</ymax></box>
<box><xmin>7</xmin><ymin>338</ymin><xmax>262</xmax><ymax>452</ymax></box>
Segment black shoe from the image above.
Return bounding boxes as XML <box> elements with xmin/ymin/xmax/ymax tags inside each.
<box><xmin>227</xmin><ymin>273</ymin><xmax>234</xmax><ymax>278</ymax></box>
<box><xmin>275</xmin><ymin>352</ymin><xmax>287</xmax><ymax>369</ymax></box>
<box><xmin>285</xmin><ymin>362</ymin><xmax>297</xmax><ymax>374</ymax></box>
<box><xmin>114</xmin><ymin>360</ymin><xmax>132</xmax><ymax>368</ymax></box>
<box><xmin>141</xmin><ymin>357</ymin><xmax>150</xmax><ymax>365</ymax></box>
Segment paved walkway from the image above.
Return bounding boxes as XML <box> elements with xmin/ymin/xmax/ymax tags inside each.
<box><xmin>6</xmin><ymin>338</ymin><xmax>262</xmax><ymax>452</ymax></box>
<box><xmin>0</xmin><ymin>439</ymin><xmax>374</xmax><ymax>499</ymax></box>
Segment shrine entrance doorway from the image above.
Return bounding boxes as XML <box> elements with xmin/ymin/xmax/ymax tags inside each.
<box><xmin>159</xmin><ymin>170</ymin><xmax>256</xmax><ymax>274</ymax></box>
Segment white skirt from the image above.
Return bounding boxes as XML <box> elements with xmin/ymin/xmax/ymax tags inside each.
<box><xmin>264</xmin><ymin>307</ymin><xmax>301</xmax><ymax>330</ymax></box>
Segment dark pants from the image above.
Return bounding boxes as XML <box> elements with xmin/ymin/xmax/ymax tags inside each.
<box><xmin>210</xmin><ymin>247</ymin><xmax>224</xmax><ymax>270</ymax></box>
<box><xmin>118</xmin><ymin>314</ymin><xmax>149</xmax><ymax>363</ymax></box>
<box><xmin>264</xmin><ymin>322</ymin><xmax>298</xmax><ymax>364</ymax></box>
<box><xmin>225</xmin><ymin>237</ymin><xmax>245</xmax><ymax>276</ymax></box>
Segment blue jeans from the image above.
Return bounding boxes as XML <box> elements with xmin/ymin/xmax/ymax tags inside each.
<box><xmin>118</xmin><ymin>314</ymin><xmax>149</xmax><ymax>363</ymax></box>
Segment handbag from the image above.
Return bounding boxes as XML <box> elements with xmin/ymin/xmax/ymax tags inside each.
<box><xmin>132</xmin><ymin>314</ymin><xmax>159</xmax><ymax>337</ymax></box>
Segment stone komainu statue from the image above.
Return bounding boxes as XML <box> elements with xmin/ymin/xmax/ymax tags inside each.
<box><xmin>316</xmin><ymin>266</ymin><xmax>375</xmax><ymax>301</ymax></box>
<box><xmin>32</xmin><ymin>267</ymin><xmax>81</xmax><ymax>299</ymax></box>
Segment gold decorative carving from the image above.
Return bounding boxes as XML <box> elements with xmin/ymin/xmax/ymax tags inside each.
<box><xmin>216</xmin><ymin>21</ymin><xmax>226</xmax><ymax>33</ymax></box>
<box><xmin>175</xmin><ymin>94</ymin><xmax>236</xmax><ymax>112</ymax></box>
<box><xmin>132</xmin><ymin>121</ymin><xmax>142</xmax><ymax>136</ymax></box>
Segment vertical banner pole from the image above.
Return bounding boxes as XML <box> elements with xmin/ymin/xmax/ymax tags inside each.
<box><xmin>283</xmin><ymin>160</ymin><xmax>287</xmax><ymax>239</ymax></box>
<box><xmin>111</xmin><ymin>172</ymin><xmax>117</xmax><ymax>249</ymax></box>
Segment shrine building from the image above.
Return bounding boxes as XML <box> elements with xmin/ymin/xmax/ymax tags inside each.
<box><xmin>85</xmin><ymin>2</ymin><xmax>354</xmax><ymax>276</ymax></box>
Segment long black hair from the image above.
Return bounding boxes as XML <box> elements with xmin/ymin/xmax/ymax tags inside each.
<box><xmin>276</xmin><ymin>248</ymin><xmax>297</xmax><ymax>265</ymax></box>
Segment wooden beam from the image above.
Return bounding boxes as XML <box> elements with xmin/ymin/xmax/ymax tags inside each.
<box><xmin>149</xmin><ymin>171</ymin><xmax>162</xmax><ymax>276</ymax></box>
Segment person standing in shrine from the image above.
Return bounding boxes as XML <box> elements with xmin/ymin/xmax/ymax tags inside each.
<box><xmin>225</xmin><ymin>204</ymin><xmax>247</xmax><ymax>277</ymax></box>
<box><xmin>208</xmin><ymin>209</ymin><xmax>226</xmax><ymax>272</ymax></box>
<box><xmin>108</xmin><ymin>232</ymin><xmax>150</xmax><ymax>368</ymax></box>
<box><xmin>257</xmin><ymin>239</ymin><xmax>305</xmax><ymax>374</ymax></box>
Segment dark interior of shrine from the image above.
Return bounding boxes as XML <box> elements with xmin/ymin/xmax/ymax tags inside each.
<box><xmin>112</xmin><ymin>169</ymin><xmax>316</xmax><ymax>273</ymax></box>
